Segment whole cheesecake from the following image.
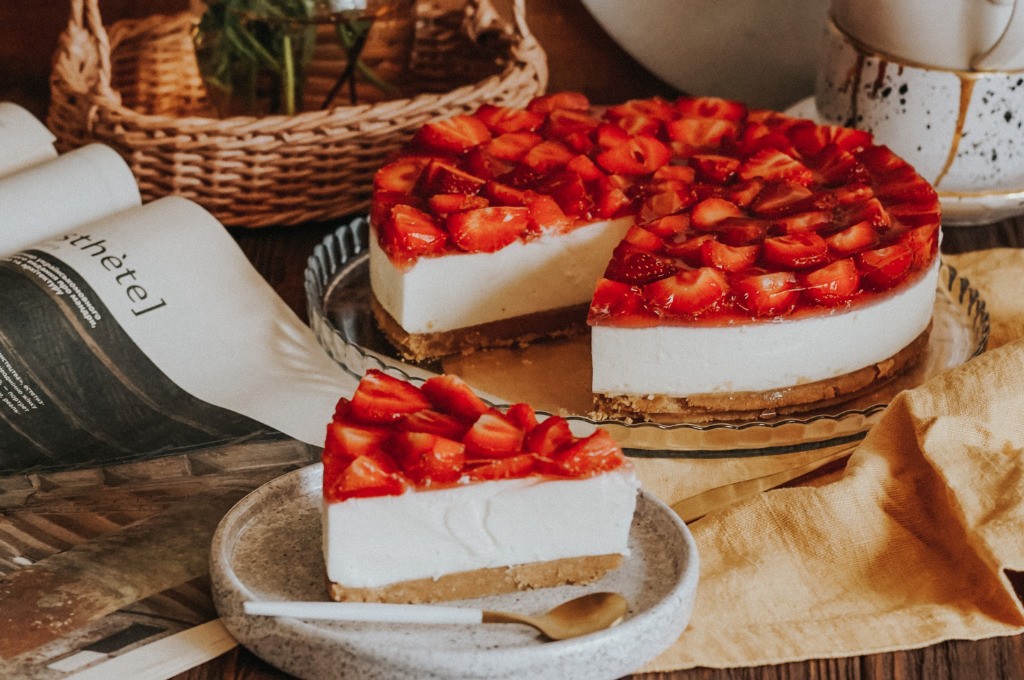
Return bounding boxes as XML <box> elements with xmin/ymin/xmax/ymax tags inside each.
<box><xmin>368</xmin><ymin>93</ymin><xmax>941</xmax><ymax>421</ymax></box>
<box><xmin>322</xmin><ymin>370</ymin><xmax>638</xmax><ymax>603</ymax></box>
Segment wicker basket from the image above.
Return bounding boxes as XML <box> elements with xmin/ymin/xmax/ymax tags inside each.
<box><xmin>47</xmin><ymin>0</ymin><xmax>548</xmax><ymax>228</ymax></box>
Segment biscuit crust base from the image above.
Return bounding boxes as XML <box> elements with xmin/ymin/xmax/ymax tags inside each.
<box><xmin>371</xmin><ymin>294</ymin><xmax>586</xmax><ymax>363</ymax></box>
<box><xmin>328</xmin><ymin>553</ymin><xmax>623</xmax><ymax>604</ymax></box>
<box><xmin>592</xmin><ymin>325</ymin><xmax>931</xmax><ymax>423</ymax></box>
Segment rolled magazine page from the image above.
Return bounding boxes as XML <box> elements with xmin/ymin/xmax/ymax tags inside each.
<box><xmin>0</xmin><ymin>144</ymin><xmax>141</xmax><ymax>256</ymax></box>
<box><xmin>0</xmin><ymin>196</ymin><xmax>356</xmax><ymax>473</ymax></box>
<box><xmin>0</xmin><ymin>102</ymin><xmax>58</xmax><ymax>177</ymax></box>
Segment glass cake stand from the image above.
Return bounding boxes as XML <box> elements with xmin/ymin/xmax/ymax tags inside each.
<box><xmin>305</xmin><ymin>217</ymin><xmax>988</xmax><ymax>459</ymax></box>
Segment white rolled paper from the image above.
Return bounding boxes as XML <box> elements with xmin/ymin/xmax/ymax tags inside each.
<box><xmin>243</xmin><ymin>600</ymin><xmax>485</xmax><ymax>624</ymax></box>
<box><xmin>0</xmin><ymin>102</ymin><xmax>58</xmax><ymax>177</ymax></box>
<box><xmin>0</xmin><ymin>143</ymin><xmax>141</xmax><ymax>256</ymax></box>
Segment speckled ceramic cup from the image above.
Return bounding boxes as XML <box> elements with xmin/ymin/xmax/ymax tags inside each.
<box><xmin>814</xmin><ymin>17</ymin><xmax>1024</xmax><ymax>201</ymax></box>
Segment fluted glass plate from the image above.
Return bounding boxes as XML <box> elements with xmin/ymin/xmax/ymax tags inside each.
<box><xmin>305</xmin><ymin>218</ymin><xmax>988</xmax><ymax>458</ymax></box>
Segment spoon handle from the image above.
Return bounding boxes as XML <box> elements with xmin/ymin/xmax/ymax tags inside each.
<box><xmin>244</xmin><ymin>600</ymin><xmax>484</xmax><ymax>624</ymax></box>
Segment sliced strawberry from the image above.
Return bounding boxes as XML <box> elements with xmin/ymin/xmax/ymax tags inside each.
<box><xmin>809</xmin><ymin>144</ymin><xmax>868</xmax><ymax>186</ymax></box>
<box><xmin>611</xmin><ymin>113</ymin><xmax>664</xmax><ymax>137</ymax></box>
<box><xmin>605</xmin><ymin>97</ymin><xmax>675</xmax><ymax>123</ymax></box>
<box><xmin>733</xmin><ymin>271</ymin><xmax>800</xmax><ymax>316</ymax></box>
<box><xmin>463</xmin><ymin>409</ymin><xmax>525</xmax><ymax>458</ymax></box>
<box><xmin>398</xmin><ymin>408</ymin><xmax>472</xmax><ymax>440</ymax></box>
<box><xmin>375</xmin><ymin>156</ymin><xmax>431</xmax><ymax>193</ymax></box>
<box><xmin>474</xmin><ymin>103</ymin><xmax>544</xmax><ymax>133</ymax></box>
<box><xmin>750</xmin><ymin>179</ymin><xmax>816</xmax><ymax>217</ymax></box>
<box><xmin>522</xmin><ymin>139</ymin><xmax>575</xmax><ymax>172</ymax></box>
<box><xmin>588</xmin><ymin>278</ymin><xmax>652</xmax><ymax>325</ymax></box>
<box><xmin>666</xmin><ymin>117</ymin><xmax>741</xmax><ymax>151</ymax></box>
<box><xmin>327</xmin><ymin>453</ymin><xmax>406</xmax><ymax>501</ymax></box>
<box><xmin>691</xmin><ymin>197</ymin><xmax>741</xmax><ymax>229</ymax></box>
<box><xmin>596</xmin><ymin>135</ymin><xmax>671</xmax><ymax>175</ymax></box>
<box><xmin>898</xmin><ymin>222</ymin><xmax>939</xmax><ymax>268</ymax></box>
<box><xmin>792</xmin><ymin>123</ymin><xmax>873</xmax><ymax>155</ymax></box>
<box><xmin>464</xmin><ymin>453</ymin><xmax>537</xmax><ymax>481</ymax></box>
<box><xmin>603</xmin><ymin>250</ymin><xmax>676</xmax><ymax>285</ymax></box>
<box><xmin>645</xmin><ymin>266</ymin><xmax>730</xmax><ymax>316</ymax></box>
<box><xmin>526</xmin><ymin>193</ymin><xmax>573</xmax><ymax>233</ymax></box>
<box><xmin>428</xmin><ymin>193</ymin><xmax>489</xmax><ymax>216</ymax></box>
<box><xmin>390</xmin><ymin>431</ymin><xmax>465</xmax><ymax>484</ymax></box>
<box><xmin>566</xmin><ymin>154</ymin><xmax>605</xmax><ymax>182</ymax></box>
<box><xmin>596</xmin><ymin>122</ymin><xmax>632</xmax><ymax>149</ymax></box>
<box><xmin>855</xmin><ymin>243</ymin><xmax>913</xmax><ymax>290</ymax></box>
<box><xmin>463</xmin><ymin>147</ymin><xmax>513</xmax><ymax>180</ymax></box>
<box><xmin>536</xmin><ymin>170</ymin><xmax>593</xmax><ymax>217</ymax></box>
<box><xmin>543</xmin><ymin>110</ymin><xmax>598</xmax><ymax>153</ymax></box>
<box><xmin>700</xmin><ymin>239</ymin><xmax>760</xmax><ymax>272</ymax></box>
<box><xmin>349</xmin><ymin>369</ymin><xmax>431</xmax><ymax>424</ymax></box>
<box><xmin>485</xmin><ymin>131</ymin><xmax>543</xmax><ymax>161</ymax></box>
<box><xmin>484</xmin><ymin>180</ymin><xmax>531</xmax><ymax>206</ymax></box>
<box><xmin>799</xmin><ymin>259</ymin><xmax>860</xmax><ymax>306</ymax></box>
<box><xmin>447</xmin><ymin>206</ymin><xmax>530</xmax><ymax>253</ymax></box>
<box><xmin>771</xmin><ymin>210</ymin><xmax>831</xmax><ymax>234</ymax></box>
<box><xmin>763</xmin><ymin>232</ymin><xmax>829</xmax><ymax>269</ymax></box>
<box><xmin>675</xmin><ymin>96</ymin><xmax>747</xmax><ymax>120</ymax></box>
<box><xmin>371</xmin><ymin>191</ymin><xmax>420</xmax><ymax>229</ymax></box>
<box><xmin>652</xmin><ymin>163</ymin><xmax>697</xmax><ymax>185</ymax></box>
<box><xmin>527</xmin><ymin>91</ymin><xmax>590</xmax><ymax>114</ymax></box>
<box><xmin>622</xmin><ymin>224</ymin><xmax>664</xmax><ymax>251</ymax></box>
<box><xmin>524</xmin><ymin>416</ymin><xmax>574</xmax><ymax>456</ymax></box>
<box><xmin>645</xmin><ymin>213</ymin><xmax>692</xmax><ymax>237</ymax></box>
<box><xmin>830</xmin><ymin>182</ymin><xmax>875</xmax><ymax>206</ymax></box>
<box><xmin>724</xmin><ymin>177</ymin><xmax>765</xmax><ymax>208</ymax></box>
<box><xmin>690</xmin><ymin>154</ymin><xmax>741</xmax><ymax>183</ymax></box>
<box><xmin>640</xmin><ymin>187</ymin><xmax>695</xmax><ymax>221</ymax></box>
<box><xmin>416</xmin><ymin>160</ymin><xmax>486</xmax><ymax>196</ymax></box>
<box><xmin>381</xmin><ymin>204</ymin><xmax>449</xmax><ymax>265</ymax></box>
<box><xmin>505</xmin><ymin>403</ymin><xmax>539</xmax><ymax>432</ymax></box>
<box><xmin>414</xmin><ymin>114</ymin><xmax>492</xmax><ymax>153</ymax></box>
<box><xmin>826</xmin><ymin>221</ymin><xmax>878</xmax><ymax>255</ymax></box>
<box><xmin>840</xmin><ymin>197</ymin><xmax>890</xmax><ymax>229</ymax></box>
<box><xmin>547</xmin><ymin>429</ymin><xmax>625</xmax><ymax>476</ymax></box>
<box><xmin>324</xmin><ymin>421</ymin><xmax>390</xmax><ymax>467</ymax></box>
<box><xmin>663</xmin><ymin>232</ymin><xmax>715</xmax><ymax>264</ymax></box>
<box><xmin>421</xmin><ymin>374</ymin><xmax>490</xmax><ymax>420</ymax></box>
<box><xmin>716</xmin><ymin>216</ymin><xmax>767</xmax><ymax>246</ymax></box>
<box><xmin>739</xmin><ymin>148</ymin><xmax>813</xmax><ymax>185</ymax></box>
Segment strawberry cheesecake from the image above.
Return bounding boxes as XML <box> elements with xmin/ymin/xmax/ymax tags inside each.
<box><xmin>368</xmin><ymin>93</ymin><xmax>941</xmax><ymax>421</ymax></box>
<box><xmin>322</xmin><ymin>370</ymin><xmax>639</xmax><ymax>603</ymax></box>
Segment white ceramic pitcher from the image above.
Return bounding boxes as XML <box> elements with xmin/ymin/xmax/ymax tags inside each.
<box><xmin>830</xmin><ymin>0</ymin><xmax>1024</xmax><ymax>71</ymax></box>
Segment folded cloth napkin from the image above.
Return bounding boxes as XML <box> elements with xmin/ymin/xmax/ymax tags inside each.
<box><xmin>643</xmin><ymin>249</ymin><xmax>1024</xmax><ymax>671</ymax></box>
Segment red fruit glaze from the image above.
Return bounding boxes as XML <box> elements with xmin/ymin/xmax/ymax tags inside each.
<box><xmin>323</xmin><ymin>370</ymin><xmax>628</xmax><ymax>501</ymax></box>
<box><xmin>370</xmin><ymin>94</ymin><xmax>940</xmax><ymax>327</ymax></box>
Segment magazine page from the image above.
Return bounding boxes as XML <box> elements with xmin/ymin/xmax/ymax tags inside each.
<box><xmin>0</xmin><ymin>195</ymin><xmax>357</xmax><ymax>473</ymax></box>
<box><xmin>0</xmin><ymin>102</ymin><xmax>58</xmax><ymax>177</ymax></box>
<box><xmin>0</xmin><ymin>143</ymin><xmax>142</xmax><ymax>256</ymax></box>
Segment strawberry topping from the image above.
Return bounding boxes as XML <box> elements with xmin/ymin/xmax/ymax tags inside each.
<box><xmin>322</xmin><ymin>370</ymin><xmax>628</xmax><ymax>501</ymax></box>
<box><xmin>371</xmin><ymin>93</ymin><xmax>940</xmax><ymax>326</ymax></box>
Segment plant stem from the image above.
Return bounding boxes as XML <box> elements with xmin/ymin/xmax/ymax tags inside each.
<box><xmin>282</xmin><ymin>33</ymin><xmax>296</xmax><ymax>115</ymax></box>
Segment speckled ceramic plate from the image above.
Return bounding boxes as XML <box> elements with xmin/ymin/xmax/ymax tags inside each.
<box><xmin>304</xmin><ymin>219</ymin><xmax>988</xmax><ymax>458</ymax></box>
<box><xmin>209</xmin><ymin>464</ymin><xmax>700</xmax><ymax>680</ymax></box>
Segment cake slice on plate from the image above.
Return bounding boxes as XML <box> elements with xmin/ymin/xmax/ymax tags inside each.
<box><xmin>322</xmin><ymin>370</ymin><xmax>639</xmax><ymax>603</ymax></box>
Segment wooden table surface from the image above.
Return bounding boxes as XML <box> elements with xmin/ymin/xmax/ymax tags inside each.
<box><xmin>3</xmin><ymin>1</ymin><xmax>1024</xmax><ymax>678</ymax></box>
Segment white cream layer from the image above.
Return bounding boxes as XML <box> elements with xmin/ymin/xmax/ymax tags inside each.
<box><xmin>323</xmin><ymin>466</ymin><xmax>639</xmax><ymax>589</ymax></box>
<box><xmin>369</xmin><ymin>218</ymin><xmax>632</xmax><ymax>334</ymax></box>
<box><xmin>591</xmin><ymin>258</ymin><xmax>941</xmax><ymax>396</ymax></box>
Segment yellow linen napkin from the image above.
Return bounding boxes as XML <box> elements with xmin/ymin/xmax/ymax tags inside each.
<box><xmin>642</xmin><ymin>248</ymin><xmax>1024</xmax><ymax>671</ymax></box>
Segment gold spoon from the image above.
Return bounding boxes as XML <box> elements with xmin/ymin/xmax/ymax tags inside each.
<box><xmin>244</xmin><ymin>591</ymin><xmax>630</xmax><ymax>640</ymax></box>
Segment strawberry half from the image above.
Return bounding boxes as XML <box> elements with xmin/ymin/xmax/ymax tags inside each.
<box><xmin>596</xmin><ymin>135</ymin><xmax>671</xmax><ymax>175</ymax></box>
<box><xmin>327</xmin><ymin>453</ymin><xmax>407</xmax><ymax>501</ymax></box>
<box><xmin>414</xmin><ymin>114</ymin><xmax>492</xmax><ymax>153</ymax></box>
<box><xmin>349</xmin><ymin>369</ymin><xmax>432</xmax><ymax>424</ymax></box>
<box><xmin>464</xmin><ymin>453</ymin><xmax>537</xmax><ymax>481</ymax></box>
<box><xmin>463</xmin><ymin>410</ymin><xmax>525</xmax><ymax>459</ymax></box>
<box><xmin>603</xmin><ymin>250</ymin><xmax>676</xmax><ymax>285</ymax></box>
<box><xmin>733</xmin><ymin>271</ymin><xmax>800</xmax><ymax>316</ymax></box>
<box><xmin>421</xmin><ymin>374</ymin><xmax>490</xmax><ymax>420</ymax></box>
<box><xmin>547</xmin><ymin>430</ymin><xmax>625</xmax><ymax>476</ymax></box>
<box><xmin>524</xmin><ymin>416</ymin><xmax>574</xmax><ymax>456</ymax></box>
<box><xmin>474</xmin><ymin>103</ymin><xmax>544</xmax><ymax>134</ymax></box>
<box><xmin>389</xmin><ymin>431</ymin><xmax>465</xmax><ymax>485</ymax></box>
<box><xmin>763</xmin><ymin>232</ymin><xmax>829</xmax><ymax>269</ymax></box>
<box><xmin>855</xmin><ymin>244</ymin><xmax>914</xmax><ymax>290</ymax></box>
<box><xmin>381</xmin><ymin>204</ymin><xmax>449</xmax><ymax>264</ymax></box>
<box><xmin>799</xmin><ymin>259</ymin><xmax>860</xmax><ymax>306</ymax></box>
<box><xmin>447</xmin><ymin>206</ymin><xmax>530</xmax><ymax>253</ymax></box>
<box><xmin>645</xmin><ymin>266</ymin><xmax>729</xmax><ymax>316</ymax></box>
